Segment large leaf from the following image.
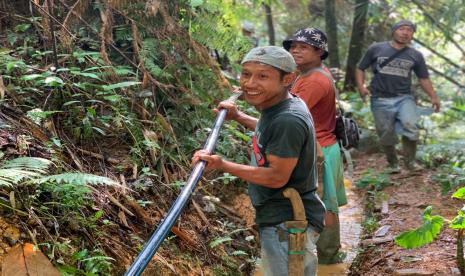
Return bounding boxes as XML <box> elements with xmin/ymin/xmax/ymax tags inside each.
<box><xmin>21</xmin><ymin>74</ymin><xmax>43</xmax><ymax>81</ymax></box>
<box><xmin>44</xmin><ymin>76</ymin><xmax>64</xmax><ymax>87</ymax></box>
<box><xmin>450</xmin><ymin>207</ymin><xmax>465</xmax><ymax>230</ymax></box>
<box><xmin>452</xmin><ymin>187</ymin><xmax>465</xmax><ymax>199</ymax></box>
<box><xmin>70</xmin><ymin>71</ymin><xmax>101</xmax><ymax>80</ymax></box>
<box><xmin>102</xmin><ymin>81</ymin><xmax>140</xmax><ymax>91</ymax></box>
<box><xmin>395</xmin><ymin>206</ymin><xmax>444</xmax><ymax>249</ymax></box>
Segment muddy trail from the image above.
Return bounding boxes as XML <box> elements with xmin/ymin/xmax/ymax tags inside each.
<box><xmin>349</xmin><ymin>152</ymin><xmax>462</xmax><ymax>276</ymax></box>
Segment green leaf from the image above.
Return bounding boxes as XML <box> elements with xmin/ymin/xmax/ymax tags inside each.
<box><xmin>14</xmin><ymin>23</ymin><xmax>31</xmax><ymax>33</ymax></box>
<box><xmin>56</xmin><ymin>68</ymin><xmax>70</xmax><ymax>73</ymax></box>
<box><xmin>231</xmin><ymin>250</ymin><xmax>248</xmax><ymax>256</ymax></box>
<box><xmin>423</xmin><ymin>205</ymin><xmax>433</xmax><ymax>216</ymax></box>
<box><xmin>70</xmin><ymin>71</ymin><xmax>101</xmax><ymax>80</ymax></box>
<box><xmin>450</xmin><ymin>214</ymin><xmax>465</xmax><ymax>230</ymax></box>
<box><xmin>209</xmin><ymin>236</ymin><xmax>233</xmax><ymax>248</ymax></box>
<box><xmin>83</xmin><ymin>66</ymin><xmax>112</xmax><ymax>72</ymax></box>
<box><xmin>44</xmin><ymin>76</ymin><xmax>64</xmax><ymax>87</ymax></box>
<box><xmin>21</xmin><ymin>74</ymin><xmax>43</xmax><ymax>81</ymax></box>
<box><xmin>102</xmin><ymin>81</ymin><xmax>140</xmax><ymax>91</ymax></box>
<box><xmin>6</xmin><ymin>61</ymin><xmax>22</xmax><ymax>73</ymax></box>
<box><xmin>92</xmin><ymin>127</ymin><xmax>106</xmax><ymax>136</ymax></box>
<box><xmin>452</xmin><ymin>187</ymin><xmax>465</xmax><ymax>199</ymax></box>
<box><xmin>395</xmin><ymin>206</ymin><xmax>444</xmax><ymax>249</ymax></box>
<box><xmin>0</xmin><ymin>169</ymin><xmax>42</xmax><ymax>187</ymax></box>
<box><xmin>63</xmin><ymin>100</ymin><xmax>81</xmax><ymax>106</ymax></box>
<box><xmin>27</xmin><ymin>110</ymin><xmax>61</xmax><ymax>120</ymax></box>
<box><xmin>36</xmin><ymin>173</ymin><xmax>117</xmax><ymax>186</ymax></box>
<box><xmin>94</xmin><ymin>210</ymin><xmax>104</xmax><ymax>220</ymax></box>
<box><xmin>103</xmin><ymin>95</ymin><xmax>121</xmax><ymax>103</ymax></box>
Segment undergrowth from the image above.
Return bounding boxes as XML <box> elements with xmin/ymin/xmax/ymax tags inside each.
<box><xmin>0</xmin><ymin>0</ymin><xmax>258</xmax><ymax>274</ymax></box>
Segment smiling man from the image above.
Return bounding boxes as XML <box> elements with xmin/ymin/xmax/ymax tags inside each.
<box><xmin>356</xmin><ymin>20</ymin><xmax>440</xmax><ymax>172</ymax></box>
<box><xmin>192</xmin><ymin>46</ymin><xmax>325</xmax><ymax>275</ymax></box>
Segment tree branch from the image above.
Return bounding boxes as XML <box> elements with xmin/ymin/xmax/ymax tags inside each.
<box><xmin>427</xmin><ymin>65</ymin><xmax>465</xmax><ymax>89</ymax></box>
<box><xmin>411</xmin><ymin>0</ymin><xmax>465</xmax><ymax>56</ymax></box>
<box><xmin>414</xmin><ymin>38</ymin><xmax>465</xmax><ymax>74</ymax></box>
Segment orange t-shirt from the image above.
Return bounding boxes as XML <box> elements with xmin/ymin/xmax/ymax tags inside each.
<box><xmin>291</xmin><ymin>70</ymin><xmax>337</xmax><ymax>147</ymax></box>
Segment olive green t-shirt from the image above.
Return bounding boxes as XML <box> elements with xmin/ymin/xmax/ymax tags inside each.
<box><xmin>248</xmin><ymin>97</ymin><xmax>325</xmax><ymax>232</ymax></box>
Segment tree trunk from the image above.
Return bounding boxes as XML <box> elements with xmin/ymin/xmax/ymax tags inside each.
<box><xmin>344</xmin><ymin>0</ymin><xmax>369</xmax><ymax>91</ymax></box>
<box><xmin>325</xmin><ymin>0</ymin><xmax>340</xmax><ymax>68</ymax></box>
<box><xmin>263</xmin><ymin>3</ymin><xmax>275</xmax><ymax>45</ymax></box>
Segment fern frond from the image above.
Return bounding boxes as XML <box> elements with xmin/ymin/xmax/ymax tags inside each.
<box><xmin>1</xmin><ymin>157</ymin><xmax>52</xmax><ymax>173</ymax></box>
<box><xmin>36</xmin><ymin>173</ymin><xmax>118</xmax><ymax>186</ymax></box>
<box><xmin>0</xmin><ymin>169</ymin><xmax>43</xmax><ymax>187</ymax></box>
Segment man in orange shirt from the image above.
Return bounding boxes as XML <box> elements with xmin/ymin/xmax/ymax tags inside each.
<box><xmin>284</xmin><ymin>28</ymin><xmax>347</xmax><ymax>264</ymax></box>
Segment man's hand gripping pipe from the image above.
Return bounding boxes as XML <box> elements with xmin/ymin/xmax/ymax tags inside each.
<box><xmin>125</xmin><ymin>91</ymin><xmax>243</xmax><ymax>276</ymax></box>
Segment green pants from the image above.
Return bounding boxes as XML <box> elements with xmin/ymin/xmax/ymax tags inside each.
<box><xmin>317</xmin><ymin>143</ymin><xmax>347</xmax><ymax>264</ymax></box>
<box><xmin>321</xmin><ymin>142</ymin><xmax>347</xmax><ymax>213</ymax></box>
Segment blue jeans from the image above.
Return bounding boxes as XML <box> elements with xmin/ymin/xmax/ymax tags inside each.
<box><xmin>259</xmin><ymin>223</ymin><xmax>320</xmax><ymax>276</ymax></box>
<box><xmin>371</xmin><ymin>95</ymin><xmax>419</xmax><ymax>145</ymax></box>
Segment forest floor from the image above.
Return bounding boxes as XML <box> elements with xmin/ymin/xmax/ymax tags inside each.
<box><xmin>349</xmin><ymin>152</ymin><xmax>462</xmax><ymax>276</ymax></box>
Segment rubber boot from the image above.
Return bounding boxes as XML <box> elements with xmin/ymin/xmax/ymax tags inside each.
<box><xmin>402</xmin><ymin>136</ymin><xmax>420</xmax><ymax>171</ymax></box>
<box><xmin>317</xmin><ymin>213</ymin><xmax>345</xmax><ymax>264</ymax></box>
<box><xmin>382</xmin><ymin>145</ymin><xmax>400</xmax><ymax>173</ymax></box>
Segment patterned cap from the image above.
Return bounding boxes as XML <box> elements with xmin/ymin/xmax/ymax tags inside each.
<box><xmin>282</xmin><ymin>27</ymin><xmax>329</xmax><ymax>60</ymax></box>
<box><xmin>241</xmin><ymin>46</ymin><xmax>296</xmax><ymax>73</ymax></box>
<box><xmin>391</xmin><ymin>20</ymin><xmax>416</xmax><ymax>33</ymax></box>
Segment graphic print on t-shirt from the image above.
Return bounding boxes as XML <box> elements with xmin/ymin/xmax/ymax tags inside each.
<box><xmin>252</xmin><ymin>135</ymin><xmax>265</xmax><ymax>166</ymax></box>
<box><xmin>377</xmin><ymin>57</ymin><xmax>414</xmax><ymax>78</ymax></box>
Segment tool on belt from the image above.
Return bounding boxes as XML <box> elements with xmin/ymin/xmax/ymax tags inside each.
<box><xmin>283</xmin><ymin>188</ymin><xmax>308</xmax><ymax>276</ymax></box>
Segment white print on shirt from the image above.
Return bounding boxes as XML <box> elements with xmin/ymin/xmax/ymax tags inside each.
<box><xmin>377</xmin><ymin>57</ymin><xmax>414</xmax><ymax>78</ymax></box>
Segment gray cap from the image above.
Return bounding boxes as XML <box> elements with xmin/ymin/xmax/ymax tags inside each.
<box><xmin>241</xmin><ymin>46</ymin><xmax>296</xmax><ymax>73</ymax></box>
<box><xmin>392</xmin><ymin>20</ymin><xmax>416</xmax><ymax>33</ymax></box>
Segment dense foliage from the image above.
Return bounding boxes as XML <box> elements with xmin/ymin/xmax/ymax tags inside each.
<box><xmin>0</xmin><ymin>0</ymin><xmax>464</xmax><ymax>274</ymax></box>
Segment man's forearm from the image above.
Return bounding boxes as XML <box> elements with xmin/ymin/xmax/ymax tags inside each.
<box><xmin>219</xmin><ymin>160</ymin><xmax>287</xmax><ymax>188</ymax></box>
<box><xmin>419</xmin><ymin>78</ymin><xmax>437</xmax><ymax>99</ymax></box>
<box><xmin>355</xmin><ymin>69</ymin><xmax>366</xmax><ymax>91</ymax></box>
<box><xmin>235</xmin><ymin>111</ymin><xmax>258</xmax><ymax>130</ymax></box>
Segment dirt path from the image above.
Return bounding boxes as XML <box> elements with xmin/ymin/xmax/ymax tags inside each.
<box><xmin>318</xmin><ymin>177</ymin><xmax>363</xmax><ymax>276</ymax></box>
<box><xmin>351</xmin><ymin>153</ymin><xmax>462</xmax><ymax>275</ymax></box>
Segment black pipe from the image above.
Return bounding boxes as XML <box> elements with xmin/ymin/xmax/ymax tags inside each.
<box><xmin>125</xmin><ymin>92</ymin><xmax>242</xmax><ymax>276</ymax></box>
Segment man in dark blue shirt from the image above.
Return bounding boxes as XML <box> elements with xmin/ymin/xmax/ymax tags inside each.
<box><xmin>356</xmin><ymin>20</ymin><xmax>440</xmax><ymax>171</ymax></box>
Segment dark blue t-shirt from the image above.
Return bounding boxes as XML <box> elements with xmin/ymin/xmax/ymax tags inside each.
<box><xmin>358</xmin><ymin>41</ymin><xmax>429</xmax><ymax>98</ymax></box>
<box><xmin>248</xmin><ymin>97</ymin><xmax>325</xmax><ymax>232</ymax></box>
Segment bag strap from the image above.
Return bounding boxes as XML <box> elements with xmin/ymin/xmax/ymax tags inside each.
<box><xmin>341</xmin><ymin>146</ymin><xmax>354</xmax><ymax>178</ymax></box>
<box><xmin>373</xmin><ymin>46</ymin><xmax>409</xmax><ymax>74</ymax></box>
